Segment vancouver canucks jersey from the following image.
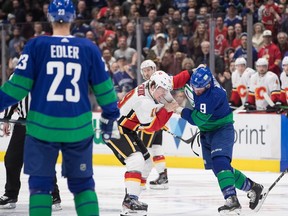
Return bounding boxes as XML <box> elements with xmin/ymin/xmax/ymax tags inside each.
<box><xmin>182</xmin><ymin>78</ymin><xmax>233</xmax><ymax>131</ymax></box>
<box><xmin>0</xmin><ymin>35</ymin><xmax>119</xmax><ymax>142</ymax></box>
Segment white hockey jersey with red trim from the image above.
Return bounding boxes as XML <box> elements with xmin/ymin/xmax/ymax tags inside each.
<box><xmin>248</xmin><ymin>71</ymin><xmax>280</xmax><ymax>110</ymax></box>
<box><xmin>231</xmin><ymin>67</ymin><xmax>256</xmax><ymax>105</ymax></box>
<box><xmin>117</xmin><ymin>81</ymin><xmax>172</xmax><ymax>132</ymax></box>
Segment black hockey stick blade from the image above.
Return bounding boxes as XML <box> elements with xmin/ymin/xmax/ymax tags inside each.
<box><xmin>254</xmin><ymin>168</ymin><xmax>288</xmax><ymax>212</ymax></box>
<box><xmin>0</xmin><ymin>118</ymin><xmax>26</xmax><ymax>125</ymax></box>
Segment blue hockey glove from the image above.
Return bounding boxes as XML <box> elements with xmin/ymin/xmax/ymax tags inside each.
<box><xmin>99</xmin><ymin>116</ymin><xmax>120</xmax><ymax>142</ymax></box>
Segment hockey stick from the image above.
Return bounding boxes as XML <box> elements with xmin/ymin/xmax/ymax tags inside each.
<box><xmin>263</xmin><ymin>92</ymin><xmax>275</xmax><ymax>107</ymax></box>
<box><xmin>254</xmin><ymin>167</ymin><xmax>288</xmax><ymax>212</ymax></box>
<box><xmin>0</xmin><ymin>118</ymin><xmax>26</xmax><ymax>125</ymax></box>
<box><xmin>162</xmin><ymin>128</ymin><xmax>200</xmax><ymax>156</ymax></box>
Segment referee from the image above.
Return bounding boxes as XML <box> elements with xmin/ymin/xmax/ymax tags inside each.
<box><xmin>0</xmin><ymin>94</ymin><xmax>62</xmax><ymax>210</ymax></box>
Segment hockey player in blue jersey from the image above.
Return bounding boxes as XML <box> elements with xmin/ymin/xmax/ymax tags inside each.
<box><xmin>176</xmin><ymin>66</ymin><xmax>265</xmax><ymax>215</ymax></box>
<box><xmin>0</xmin><ymin>0</ymin><xmax>120</xmax><ymax>216</ymax></box>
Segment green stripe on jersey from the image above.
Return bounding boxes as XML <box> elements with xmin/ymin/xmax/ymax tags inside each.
<box><xmin>10</xmin><ymin>74</ymin><xmax>33</xmax><ymax>90</ymax></box>
<box><xmin>26</xmin><ymin>111</ymin><xmax>94</xmax><ymax>142</ymax></box>
<box><xmin>92</xmin><ymin>79</ymin><xmax>117</xmax><ymax>106</ymax></box>
<box><xmin>27</xmin><ymin>111</ymin><xmax>92</xmax><ymax>129</ymax></box>
<box><xmin>1</xmin><ymin>81</ymin><xmax>29</xmax><ymax>101</ymax></box>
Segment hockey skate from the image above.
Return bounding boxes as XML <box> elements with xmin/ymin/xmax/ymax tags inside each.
<box><xmin>52</xmin><ymin>194</ymin><xmax>62</xmax><ymax>211</ymax></box>
<box><xmin>149</xmin><ymin>169</ymin><xmax>168</xmax><ymax>190</ymax></box>
<box><xmin>247</xmin><ymin>182</ymin><xmax>265</xmax><ymax>212</ymax></box>
<box><xmin>218</xmin><ymin>195</ymin><xmax>241</xmax><ymax>215</ymax></box>
<box><xmin>0</xmin><ymin>195</ymin><xmax>17</xmax><ymax>209</ymax></box>
<box><xmin>120</xmin><ymin>194</ymin><xmax>148</xmax><ymax>216</ymax></box>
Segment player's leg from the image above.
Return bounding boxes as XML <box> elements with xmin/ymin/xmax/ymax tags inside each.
<box><xmin>107</xmin><ymin>129</ymin><xmax>148</xmax><ymax>215</ymax></box>
<box><xmin>61</xmin><ymin>136</ymin><xmax>99</xmax><ymax>216</ymax></box>
<box><xmin>51</xmin><ymin>176</ymin><xmax>62</xmax><ymax>211</ymax></box>
<box><xmin>0</xmin><ymin>124</ymin><xmax>26</xmax><ymax>209</ymax></box>
<box><xmin>140</xmin><ymin>130</ymin><xmax>168</xmax><ymax>190</ymax></box>
<box><xmin>23</xmin><ymin>135</ymin><xmax>60</xmax><ymax>216</ymax></box>
<box><xmin>209</xmin><ymin>124</ymin><xmax>241</xmax><ymax>215</ymax></box>
<box><xmin>233</xmin><ymin>168</ymin><xmax>264</xmax><ymax>210</ymax></box>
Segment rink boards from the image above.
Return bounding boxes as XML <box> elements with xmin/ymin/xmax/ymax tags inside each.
<box><xmin>0</xmin><ymin>112</ymin><xmax>287</xmax><ymax>172</ymax></box>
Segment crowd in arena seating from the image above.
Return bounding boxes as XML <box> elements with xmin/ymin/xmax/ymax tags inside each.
<box><xmin>1</xmin><ymin>0</ymin><xmax>288</xmax><ymax>111</ymax></box>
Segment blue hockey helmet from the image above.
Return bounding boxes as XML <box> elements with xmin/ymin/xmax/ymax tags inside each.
<box><xmin>48</xmin><ymin>0</ymin><xmax>76</xmax><ymax>23</ymax></box>
<box><xmin>190</xmin><ymin>66</ymin><xmax>212</xmax><ymax>89</ymax></box>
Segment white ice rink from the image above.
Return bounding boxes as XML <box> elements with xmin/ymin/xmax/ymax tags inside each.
<box><xmin>0</xmin><ymin>163</ymin><xmax>287</xmax><ymax>216</ymax></box>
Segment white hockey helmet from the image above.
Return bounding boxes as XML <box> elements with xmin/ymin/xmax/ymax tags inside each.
<box><xmin>282</xmin><ymin>56</ymin><xmax>288</xmax><ymax>67</ymax></box>
<box><xmin>256</xmin><ymin>58</ymin><xmax>268</xmax><ymax>66</ymax></box>
<box><xmin>140</xmin><ymin>59</ymin><xmax>157</xmax><ymax>79</ymax></box>
<box><xmin>235</xmin><ymin>57</ymin><xmax>247</xmax><ymax>66</ymax></box>
<box><xmin>150</xmin><ymin>70</ymin><xmax>172</xmax><ymax>91</ymax></box>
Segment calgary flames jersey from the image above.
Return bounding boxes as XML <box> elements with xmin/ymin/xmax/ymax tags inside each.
<box><xmin>117</xmin><ymin>70</ymin><xmax>191</xmax><ymax>132</ymax></box>
<box><xmin>247</xmin><ymin>71</ymin><xmax>280</xmax><ymax>110</ymax></box>
<box><xmin>230</xmin><ymin>67</ymin><xmax>256</xmax><ymax>106</ymax></box>
<box><xmin>280</xmin><ymin>71</ymin><xmax>288</xmax><ymax>105</ymax></box>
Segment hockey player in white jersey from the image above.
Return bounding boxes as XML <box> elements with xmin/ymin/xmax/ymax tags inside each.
<box><xmin>280</xmin><ymin>56</ymin><xmax>288</xmax><ymax>105</ymax></box>
<box><xmin>138</xmin><ymin>60</ymin><xmax>193</xmax><ymax>190</ymax></box>
<box><xmin>245</xmin><ymin>58</ymin><xmax>281</xmax><ymax>111</ymax></box>
<box><xmin>106</xmin><ymin>71</ymin><xmax>179</xmax><ymax>216</ymax></box>
<box><xmin>230</xmin><ymin>57</ymin><xmax>256</xmax><ymax>107</ymax></box>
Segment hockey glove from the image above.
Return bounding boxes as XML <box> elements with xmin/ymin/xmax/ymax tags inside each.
<box><xmin>244</xmin><ymin>102</ymin><xmax>256</xmax><ymax>111</ymax></box>
<box><xmin>99</xmin><ymin>116</ymin><xmax>120</xmax><ymax>142</ymax></box>
<box><xmin>266</xmin><ymin>102</ymin><xmax>282</xmax><ymax>113</ymax></box>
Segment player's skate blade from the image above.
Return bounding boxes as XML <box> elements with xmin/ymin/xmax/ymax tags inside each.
<box><xmin>0</xmin><ymin>196</ymin><xmax>17</xmax><ymax>209</ymax></box>
<box><xmin>218</xmin><ymin>195</ymin><xmax>241</xmax><ymax>216</ymax></box>
<box><xmin>253</xmin><ymin>188</ymin><xmax>269</xmax><ymax>212</ymax></box>
<box><xmin>52</xmin><ymin>203</ymin><xmax>62</xmax><ymax>211</ymax></box>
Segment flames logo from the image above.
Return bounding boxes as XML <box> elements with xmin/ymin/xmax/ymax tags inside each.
<box><xmin>255</xmin><ymin>87</ymin><xmax>267</xmax><ymax>100</ymax></box>
<box><xmin>237</xmin><ymin>85</ymin><xmax>247</xmax><ymax>98</ymax></box>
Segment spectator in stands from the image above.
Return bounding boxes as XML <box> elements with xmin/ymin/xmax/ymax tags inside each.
<box><xmin>224</xmin><ymin>2</ymin><xmax>242</xmax><ymax>27</ymax></box>
<box><xmin>96</xmin><ymin>22</ymin><xmax>116</xmax><ymax>46</ymax></box>
<box><xmin>85</xmin><ymin>30</ymin><xmax>96</xmax><ymax>43</ymax></box>
<box><xmin>71</xmin><ymin>14</ymin><xmax>91</xmax><ymax>38</ymax></box>
<box><xmin>151</xmin><ymin>33</ymin><xmax>169</xmax><ymax>64</ymax></box>
<box><xmin>277</xmin><ymin>32</ymin><xmax>288</xmax><ymax>57</ymax></box>
<box><xmin>226</xmin><ymin>25</ymin><xmax>236</xmax><ymax>47</ymax></box>
<box><xmin>161</xmin><ymin>39</ymin><xmax>186</xmax><ymax>76</ymax></box>
<box><xmin>194</xmin><ymin>41</ymin><xmax>224</xmax><ymax>77</ymax></box>
<box><xmin>187</xmin><ymin>22</ymin><xmax>208</xmax><ymax>60</ymax></box>
<box><xmin>184</xmin><ymin>8</ymin><xmax>198</xmax><ymax>33</ymax></box>
<box><xmin>102</xmin><ymin>48</ymin><xmax>116</xmax><ymax>69</ymax></box>
<box><xmin>258</xmin><ymin>30</ymin><xmax>282</xmax><ymax>76</ymax></box>
<box><xmin>241</xmin><ymin>0</ymin><xmax>258</xmax><ymax>24</ymax></box>
<box><xmin>166</xmin><ymin>25</ymin><xmax>179</xmax><ymax>47</ymax></box>
<box><xmin>260</xmin><ymin>0</ymin><xmax>281</xmax><ymax>35</ymax></box>
<box><xmin>112</xmin><ymin>55</ymin><xmax>137</xmax><ymax>100</ymax></box>
<box><xmin>280</xmin><ymin>56</ymin><xmax>288</xmax><ymax>105</ymax></box>
<box><xmin>114</xmin><ymin>36</ymin><xmax>137</xmax><ymax>64</ymax></box>
<box><xmin>231</xmin><ymin>23</ymin><xmax>243</xmax><ymax>49</ymax></box>
<box><xmin>76</xmin><ymin>0</ymin><xmax>90</xmax><ymax>21</ymax></box>
<box><xmin>146</xmin><ymin>21</ymin><xmax>164</xmax><ymax>49</ymax></box>
<box><xmin>214</xmin><ymin>16</ymin><xmax>229</xmax><ymax>58</ymax></box>
<box><xmin>230</xmin><ymin>57</ymin><xmax>256</xmax><ymax>107</ymax></box>
<box><xmin>245</xmin><ymin>58</ymin><xmax>281</xmax><ymax>111</ymax></box>
<box><xmin>233</xmin><ymin>32</ymin><xmax>258</xmax><ymax>64</ymax></box>
<box><xmin>8</xmin><ymin>26</ymin><xmax>25</xmax><ymax>59</ymax></box>
<box><xmin>181</xmin><ymin>57</ymin><xmax>195</xmax><ymax>70</ymax></box>
<box><xmin>252</xmin><ymin>22</ymin><xmax>265</xmax><ymax>51</ymax></box>
<box><xmin>210</xmin><ymin>0</ymin><xmax>224</xmax><ymax>17</ymax></box>
<box><xmin>99</xmin><ymin>35</ymin><xmax>116</xmax><ymax>53</ymax></box>
<box><xmin>20</xmin><ymin>11</ymin><xmax>34</xmax><ymax>40</ymax></box>
<box><xmin>39</xmin><ymin>2</ymin><xmax>52</xmax><ymax>34</ymax></box>
<box><xmin>178</xmin><ymin>21</ymin><xmax>192</xmax><ymax>53</ymax></box>
<box><xmin>33</xmin><ymin>22</ymin><xmax>48</xmax><ymax>37</ymax></box>
<box><xmin>141</xmin><ymin>20</ymin><xmax>152</xmax><ymax>53</ymax></box>
<box><xmin>170</xmin><ymin>10</ymin><xmax>183</xmax><ymax>32</ymax></box>
<box><xmin>125</xmin><ymin>21</ymin><xmax>137</xmax><ymax>50</ymax></box>
<box><xmin>11</xmin><ymin>0</ymin><xmax>26</xmax><ymax>23</ymax></box>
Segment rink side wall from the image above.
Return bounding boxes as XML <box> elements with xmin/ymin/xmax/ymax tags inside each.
<box><xmin>0</xmin><ymin>112</ymin><xmax>287</xmax><ymax>172</ymax></box>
